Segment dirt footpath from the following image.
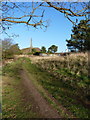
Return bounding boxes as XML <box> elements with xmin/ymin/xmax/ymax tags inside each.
<box><xmin>20</xmin><ymin>69</ymin><xmax>61</xmax><ymax>118</ymax></box>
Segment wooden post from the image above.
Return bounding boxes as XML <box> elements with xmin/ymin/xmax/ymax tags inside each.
<box><xmin>66</xmin><ymin>48</ymin><xmax>69</xmax><ymax>69</ymax></box>
<box><xmin>30</xmin><ymin>38</ymin><xmax>32</xmax><ymax>53</ymax></box>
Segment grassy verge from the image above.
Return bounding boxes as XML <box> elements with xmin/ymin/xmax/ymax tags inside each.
<box><xmin>22</xmin><ymin>61</ymin><xmax>70</xmax><ymax>118</ymax></box>
<box><xmin>2</xmin><ymin>59</ymin><xmax>40</xmax><ymax>118</ymax></box>
<box><xmin>0</xmin><ymin>61</ymin><xmax>2</xmax><ymax>119</ymax></box>
<box><xmin>22</xmin><ymin>58</ymin><xmax>89</xmax><ymax>118</ymax></box>
<box><xmin>2</xmin><ymin>57</ymin><xmax>89</xmax><ymax>118</ymax></box>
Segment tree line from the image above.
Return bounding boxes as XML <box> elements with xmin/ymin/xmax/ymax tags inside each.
<box><xmin>2</xmin><ymin>18</ymin><xmax>89</xmax><ymax>60</ymax></box>
<box><xmin>41</xmin><ymin>19</ymin><xmax>90</xmax><ymax>54</ymax></box>
<box><xmin>41</xmin><ymin>45</ymin><xmax>58</xmax><ymax>53</ymax></box>
<box><xmin>2</xmin><ymin>38</ymin><xmax>58</xmax><ymax>59</ymax></box>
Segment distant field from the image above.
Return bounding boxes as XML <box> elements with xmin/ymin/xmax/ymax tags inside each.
<box><xmin>14</xmin><ymin>52</ymin><xmax>88</xmax><ymax>63</ymax></box>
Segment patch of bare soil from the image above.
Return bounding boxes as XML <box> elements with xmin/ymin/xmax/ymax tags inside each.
<box><xmin>20</xmin><ymin>69</ymin><xmax>61</xmax><ymax>118</ymax></box>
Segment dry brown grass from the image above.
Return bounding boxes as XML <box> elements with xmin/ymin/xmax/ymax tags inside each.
<box><xmin>32</xmin><ymin>52</ymin><xmax>88</xmax><ymax>92</ymax></box>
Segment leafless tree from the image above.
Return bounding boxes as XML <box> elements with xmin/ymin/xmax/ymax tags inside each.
<box><xmin>44</xmin><ymin>2</ymin><xmax>89</xmax><ymax>24</ymax></box>
<box><xmin>0</xmin><ymin>1</ymin><xmax>89</xmax><ymax>33</ymax></box>
<box><xmin>0</xmin><ymin>2</ymin><xmax>48</xmax><ymax>33</ymax></box>
<box><xmin>2</xmin><ymin>38</ymin><xmax>13</xmax><ymax>51</ymax></box>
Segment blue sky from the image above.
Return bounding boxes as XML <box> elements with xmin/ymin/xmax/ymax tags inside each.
<box><xmin>2</xmin><ymin>2</ymin><xmax>86</xmax><ymax>52</ymax></box>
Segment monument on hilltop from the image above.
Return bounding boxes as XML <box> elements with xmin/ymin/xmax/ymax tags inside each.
<box><xmin>21</xmin><ymin>38</ymin><xmax>41</xmax><ymax>54</ymax></box>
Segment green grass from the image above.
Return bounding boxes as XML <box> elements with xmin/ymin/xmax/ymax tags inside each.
<box><xmin>2</xmin><ymin>59</ymin><xmax>40</xmax><ymax>118</ymax></box>
<box><xmin>2</xmin><ymin>58</ymin><xmax>89</xmax><ymax>118</ymax></box>
<box><xmin>22</xmin><ymin>58</ymin><xmax>89</xmax><ymax>118</ymax></box>
<box><xmin>22</xmin><ymin>62</ymin><xmax>70</xmax><ymax>118</ymax></box>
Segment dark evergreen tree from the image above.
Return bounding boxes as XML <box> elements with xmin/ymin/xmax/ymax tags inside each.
<box><xmin>66</xmin><ymin>20</ymin><xmax>90</xmax><ymax>52</ymax></box>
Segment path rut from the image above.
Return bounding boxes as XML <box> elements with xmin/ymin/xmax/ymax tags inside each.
<box><xmin>20</xmin><ymin>69</ymin><xmax>61</xmax><ymax>118</ymax></box>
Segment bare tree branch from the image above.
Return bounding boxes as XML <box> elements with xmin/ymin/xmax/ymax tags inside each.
<box><xmin>1</xmin><ymin>19</ymin><xmax>43</xmax><ymax>27</ymax></box>
<box><xmin>2</xmin><ymin>15</ymin><xmax>41</xmax><ymax>20</ymax></box>
<box><xmin>1</xmin><ymin>2</ymin><xmax>47</xmax><ymax>33</ymax></box>
<box><xmin>0</xmin><ymin>1</ymin><xmax>89</xmax><ymax>33</ymax></box>
<box><xmin>46</xmin><ymin>2</ymin><xmax>89</xmax><ymax>17</ymax></box>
